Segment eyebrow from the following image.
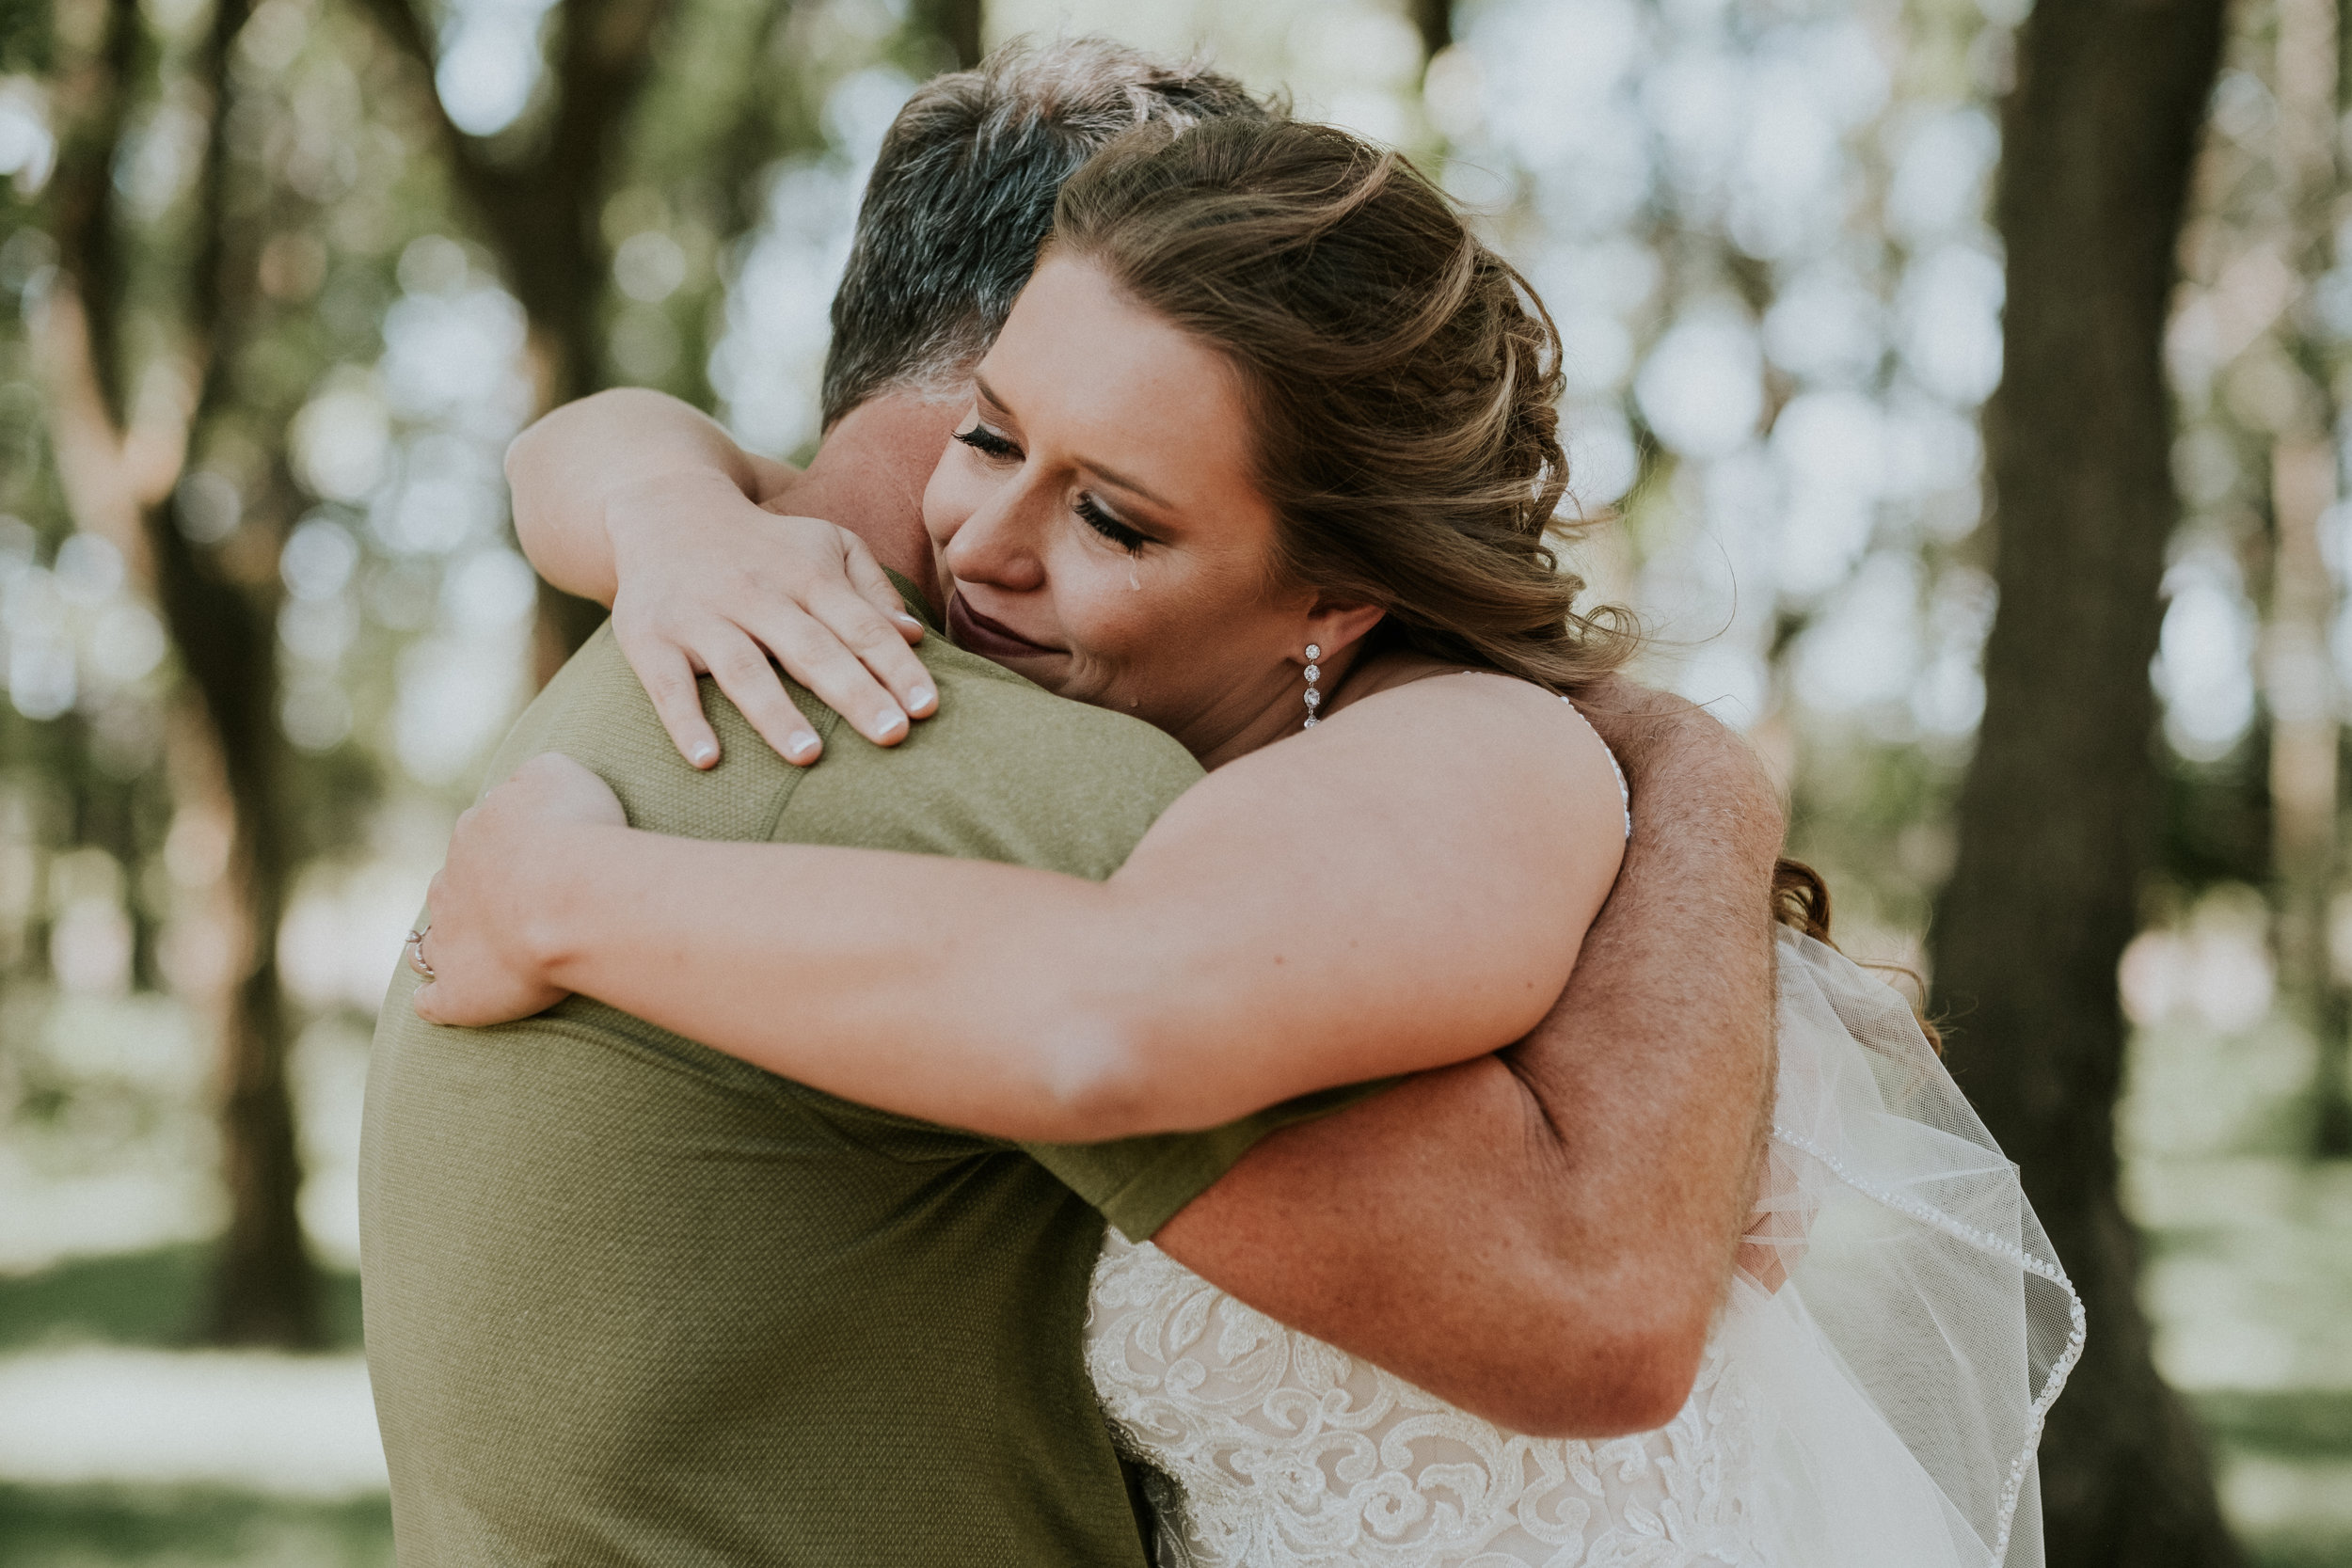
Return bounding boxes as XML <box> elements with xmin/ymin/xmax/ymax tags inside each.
<box><xmin>974</xmin><ymin>373</ymin><xmax>1175</xmax><ymax>511</ymax></box>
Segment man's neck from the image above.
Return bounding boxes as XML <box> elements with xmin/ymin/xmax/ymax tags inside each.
<box><xmin>771</xmin><ymin>392</ymin><xmax>964</xmax><ymax>614</ymax></box>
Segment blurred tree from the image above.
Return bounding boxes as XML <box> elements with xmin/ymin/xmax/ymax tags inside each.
<box><xmin>1405</xmin><ymin>0</ymin><xmax>1448</xmax><ymax>59</ymax></box>
<box><xmin>9</xmin><ymin>0</ymin><xmax>970</xmax><ymax>1351</ymax></box>
<box><xmin>352</xmin><ymin>0</ymin><xmax>684</xmax><ymax>668</ymax></box>
<box><xmin>1927</xmin><ymin>0</ymin><xmax>2242</xmax><ymax>1561</ymax></box>
<box><xmin>38</xmin><ymin>0</ymin><xmax>320</xmax><ymax>1345</ymax></box>
<box><xmin>351</xmin><ymin>0</ymin><xmax>957</xmax><ymax>672</ymax></box>
<box><xmin>909</xmin><ymin>0</ymin><xmax>980</xmax><ymax>70</ymax></box>
<box><xmin>2145</xmin><ymin>0</ymin><xmax>2352</xmax><ymax>1150</ymax></box>
<box><xmin>2264</xmin><ymin>0</ymin><xmax>2352</xmax><ymax>1158</ymax></box>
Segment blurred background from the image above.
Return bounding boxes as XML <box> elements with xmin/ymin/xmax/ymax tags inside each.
<box><xmin>0</xmin><ymin>0</ymin><xmax>2345</xmax><ymax>1561</ymax></box>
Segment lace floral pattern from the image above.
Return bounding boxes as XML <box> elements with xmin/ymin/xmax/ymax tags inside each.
<box><xmin>1081</xmin><ymin>936</ymin><xmax>2085</xmax><ymax>1568</ymax></box>
<box><xmin>1085</xmin><ymin>1233</ymin><xmax>1772</xmax><ymax>1568</ymax></box>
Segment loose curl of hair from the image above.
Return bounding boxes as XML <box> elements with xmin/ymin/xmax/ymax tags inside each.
<box><xmin>1050</xmin><ymin>118</ymin><xmax>1868</xmax><ymax>965</ymax></box>
<box><xmin>1048</xmin><ymin>117</ymin><xmax>1638</xmax><ymax>693</ymax></box>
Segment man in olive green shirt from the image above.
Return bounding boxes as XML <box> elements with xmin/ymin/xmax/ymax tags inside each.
<box><xmin>364</xmin><ymin>594</ymin><xmax>1366</xmax><ymax>1563</ymax></box>
<box><xmin>361</xmin><ymin>40</ymin><xmax>1784</xmax><ymax>1568</ymax></box>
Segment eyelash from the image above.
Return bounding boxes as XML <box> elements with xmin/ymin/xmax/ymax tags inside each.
<box><xmin>954</xmin><ymin>423</ymin><xmax>1020</xmax><ymax>460</ymax></box>
<box><xmin>955</xmin><ymin>422</ymin><xmax>1151</xmax><ymax>556</ymax></box>
<box><xmin>1075</xmin><ymin>494</ymin><xmax>1148</xmax><ymax>555</ymax></box>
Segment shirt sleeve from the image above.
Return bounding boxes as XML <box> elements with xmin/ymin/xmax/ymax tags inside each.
<box><xmin>1021</xmin><ymin>1080</ymin><xmax>1393</xmax><ymax>1242</ymax></box>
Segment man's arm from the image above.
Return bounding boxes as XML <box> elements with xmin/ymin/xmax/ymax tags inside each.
<box><xmin>1153</xmin><ymin>679</ymin><xmax>1781</xmax><ymax>1439</ymax></box>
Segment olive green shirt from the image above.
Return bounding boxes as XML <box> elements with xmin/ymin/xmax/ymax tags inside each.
<box><xmin>359</xmin><ymin>605</ymin><xmax>1361</xmax><ymax>1566</ymax></box>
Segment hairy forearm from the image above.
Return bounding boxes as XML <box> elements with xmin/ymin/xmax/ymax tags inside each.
<box><xmin>1498</xmin><ymin>682</ymin><xmax>1783</xmax><ymax>1379</ymax></box>
<box><xmin>1161</xmin><ymin>680</ymin><xmax>1785</xmax><ymax>1437</ymax></box>
<box><xmin>1158</xmin><ymin>1056</ymin><xmax>1696</xmax><ymax>1438</ymax></box>
<box><xmin>505</xmin><ymin>389</ymin><xmax>785</xmax><ymax>605</ymax></box>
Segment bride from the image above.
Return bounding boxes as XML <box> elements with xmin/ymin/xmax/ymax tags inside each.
<box><xmin>411</xmin><ymin>116</ymin><xmax>2082</xmax><ymax>1567</ymax></box>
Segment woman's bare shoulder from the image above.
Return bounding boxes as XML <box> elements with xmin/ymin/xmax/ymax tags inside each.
<box><xmin>1333</xmin><ymin>666</ymin><xmax>1623</xmax><ymax>817</ymax></box>
<box><xmin>1150</xmin><ymin>659</ymin><xmax>1633</xmax><ymax>899</ymax></box>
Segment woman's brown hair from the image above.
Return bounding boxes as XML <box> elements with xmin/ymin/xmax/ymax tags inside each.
<box><xmin>1050</xmin><ymin>117</ymin><xmax>1636</xmax><ymax>691</ymax></box>
<box><xmin>1051</xmin><ymin>119</ymin><xmax>1867</xmax><ymax>984</ymax></box>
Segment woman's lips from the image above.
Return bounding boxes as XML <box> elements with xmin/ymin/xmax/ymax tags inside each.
<box><xmin>947</xmin><ymin>592</ymin><xmax>1061</xmax><ymax>659</ymax></box>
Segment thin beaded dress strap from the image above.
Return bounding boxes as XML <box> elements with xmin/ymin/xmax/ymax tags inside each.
<box><xmin>1562</xmin><ymin>695</ymin><xmax>1632</xmax><ymax>843</ymax></box>
<box><xmin>1438</xmin><ymin>668</ymin><xmax>1631</xmax><ymax>843</ymax></box>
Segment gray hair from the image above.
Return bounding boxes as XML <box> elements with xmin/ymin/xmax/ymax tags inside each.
<box><xmin>819</xmin><ymin>38</ymin><xmax>1277</xmax><ymax>427</ymax></box>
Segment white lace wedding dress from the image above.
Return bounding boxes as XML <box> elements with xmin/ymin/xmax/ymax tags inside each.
<box><xmin>1083</xmin><ymin>929</ymin><xmax>2085</xmax><ymax>1568</ymax></box>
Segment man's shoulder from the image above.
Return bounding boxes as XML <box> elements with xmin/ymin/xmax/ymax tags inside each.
<box><xmin>483</xmin><ymin>624</ymin><xmax>816</xmax><ymax>843</ymax></box>
<box><xmin>782</xmin><ymin>637</ymin><xmax>1203</xmax><ymax>879</ymax></box>
<box><xmin>922</xmin><ymin>636</ymin><xmax>1195</xmax><ymax>771</ymax></box>
<box><xmin>485</xmin><ymin>611</ymin><xmax>1203</xmax><ymax>879</ymax></box>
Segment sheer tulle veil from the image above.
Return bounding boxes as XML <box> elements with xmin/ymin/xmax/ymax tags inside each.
<box><xmin>1744</xmin><ymin>929</ymin><xmax>2089</xmax><ymax>1568</ymax></box>
<box><xmin>1080</xmin><ymin>927</ymin><xmax>2086</xmax><ymax>1568</ymax></box>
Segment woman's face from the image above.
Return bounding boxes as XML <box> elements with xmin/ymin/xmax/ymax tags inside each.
<box><xmin>922</xmin><ymin>252</ymin><xmax>1321</xmax><ymax>761</ymax></box>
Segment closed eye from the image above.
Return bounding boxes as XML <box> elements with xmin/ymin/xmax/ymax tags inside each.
<box><xmin>954</xmin><ymin>422</ymin><xmax>1021</xmax><ymax>462</ymax></box>
<box><xmin>1076</xmin><ymin>493</ymin><xmax>1149</xmax><ymax>555</ymax></box>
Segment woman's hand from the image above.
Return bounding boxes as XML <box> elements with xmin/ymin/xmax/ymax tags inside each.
<box><xmin>412</xmin><ymin>753</ymin><xmax>628</xmax><ymax>1028</ymax></box>
<box><xmin>604</xmin><ymin>471</ymin><xmax>940</xmax><ymax>768</ymax></box>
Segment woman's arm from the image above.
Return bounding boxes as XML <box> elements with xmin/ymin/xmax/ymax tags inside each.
<box><xmin>506</xmin><ymin>388</ymin><xmax>800</xmax><ymax>606</ymax></box>
<box><xmin>503</xmin><ymin>389</ymin><xmax>936</xmax><ymax>764</ymax></box>
<box><xmin>1158</xmin><ymin>680</ymin><xmax>1785</xmax><ymax>1438</ymax></box>
<box><xmin>414</xmin><ymin>673</ymin><xmax>1629</xmax><ymax>1142</ymax></box>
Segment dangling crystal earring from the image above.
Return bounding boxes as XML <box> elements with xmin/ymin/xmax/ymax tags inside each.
<box><xmin>1302</xmin><ymin>644</ymin><xmax>1323</xmax><ymax>730</ymax></box>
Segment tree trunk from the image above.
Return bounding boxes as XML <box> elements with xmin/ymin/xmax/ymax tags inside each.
<box><xmin>1927</xmin><ymin>0</ymin><xmax>2239</xmax><ymax>1562</ymax></box>
<box><xmin>2271</xmin><ymin>437</ymin><xmax>2350</xmax><ymax>1154</ymax></box>
<box><xmin>1407</xmin><ymin>0</ymin><xmax>1452</xmax><ymax>59</ymax></box>
<box><xmin>167</xmin><ymin>0</ymin><xmax>319</xmax><ymax>1349</ymax></box>
<box><xmin>911</xmin><ymin>0</ymin><xmax>983</xmax><ymax>69</ymax></box>
<box><xmin>39</xmin><ymin>0</ymin><xmax>320</xmax><ymax>1345</ymax></box>
<box><xmin>151</xmin><ymin>477</ymin><xmax>314</xmax><ymax>1347</ymax></box>
<box><xmin>358</xmin><ymin>0</ymin><xmax>983</xmax><ymax>675</ymax></box>
<box><xmin>2271</xmin><ymin>0</ymin><xmax>2352</xmax><ymax>1158</ymax></box>
<box><xmin>354</xmin><ymin>0</ymin><xmax>674</xmax><ymax>675</ymax></box>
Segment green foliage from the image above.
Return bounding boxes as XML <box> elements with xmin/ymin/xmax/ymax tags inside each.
<box><xmin>0</xmin><ymin>0</ymin><xmax>49</xmax><ymax>72</ymax></box>
<box><xmin>2163</xmin><ymin>736</ymin><xmax>2274</xmax><ymax>892</ymax></box>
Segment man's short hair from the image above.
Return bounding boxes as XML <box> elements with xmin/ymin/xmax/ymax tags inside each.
<box><xmin>820</xmin><ymin>38</ymin><xmax>1275</xmax><ymax>427</ymax></box>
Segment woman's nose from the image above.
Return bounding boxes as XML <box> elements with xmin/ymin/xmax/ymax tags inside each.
<box><xmin>942</xmin><ymin>485</ymin><xmax>1047</xmax><ymax>593</ymax></box>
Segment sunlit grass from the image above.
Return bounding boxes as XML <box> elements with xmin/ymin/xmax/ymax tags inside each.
<box><xmin>0</xmin><ymin>1484</ymin><xmax>390</xmax><ymax>1568</ymax></box>
<box><xmin>0</xmin><ymin>1246</ymin><xmax>362</xmax><ymax>1356</ymax></box>
<box><xmin>0</xmin><ymin>991</ymin><xmax>2347</xmax><ymax>1561</ymax></box>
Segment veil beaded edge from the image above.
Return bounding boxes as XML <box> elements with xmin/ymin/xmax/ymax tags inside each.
<box><xmin>1755</xmin><ymin>929</ymin><xmax>2088</xmax><ymax>1568</ymax></box>
<box><xmin>1077</xmin><ymin>927</ymin><xmax>2088</xmax><ymax>1568</ymax></box>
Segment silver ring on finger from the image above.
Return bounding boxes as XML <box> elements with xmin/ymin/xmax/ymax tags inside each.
<box><xmin>405</xmin><ymin>927</ymin><xmax>437</xmax><ymax>983</ymax></box>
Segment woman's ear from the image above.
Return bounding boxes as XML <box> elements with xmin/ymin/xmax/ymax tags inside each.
<box><xmin>1303</xmin><ymin>598</ymin><xmax>1387</xmax><ymax>659</ymax></box>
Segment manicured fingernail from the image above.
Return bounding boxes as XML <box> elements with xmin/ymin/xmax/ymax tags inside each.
<box><xmin>689</xmin><ymin>740</ymin><xmax>718</xmax><ymax>768</ymax></box>
<box><xmin>875</xmin><ymin>707</ymin><xmax>906</xmax><ymax>737</ymax></box>
<box><xmin>909</xmin><ymin>684</ymin><xmax>935</xmax><ymax>713</ymax></box>
<box><xmin>893</xmin><ymin>610</ymin><xmax>922</xmax><ymax>629</ymax></box>
<box><xmin>786</xmin><ymin>731</ymin><xmax>820</xmax><ymax>761</ymax></box>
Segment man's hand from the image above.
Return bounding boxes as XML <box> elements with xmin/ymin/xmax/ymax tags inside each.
<box><xmin>1157</xmin><ymin>676</ymin><xmax>1785</xmax><ymax>1438</ymax></box>
<box><xmin>412</xmin><ymin>753</ymin><xmax>627</xmax><ymax>1028</ymax></box>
